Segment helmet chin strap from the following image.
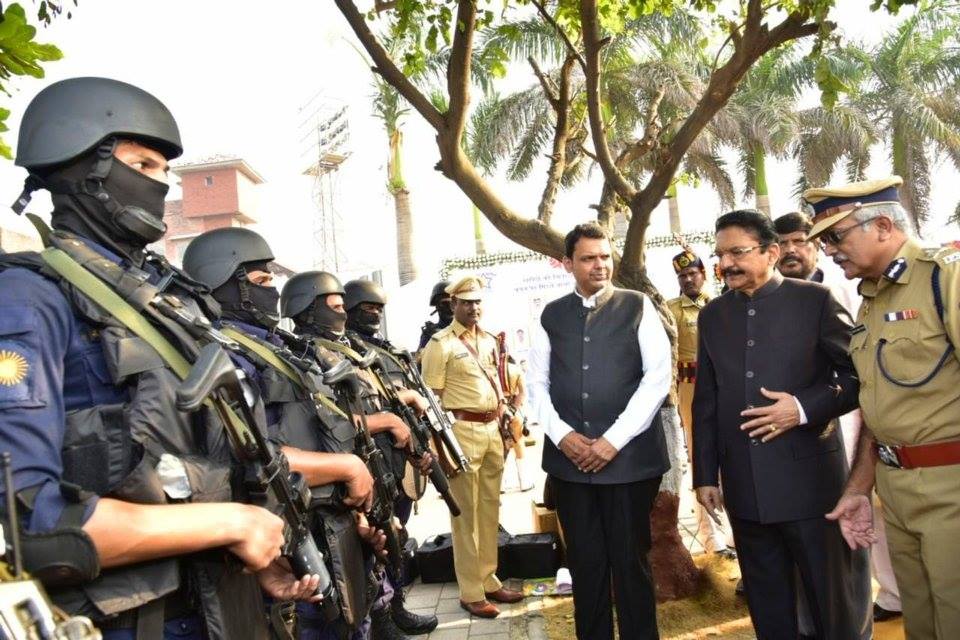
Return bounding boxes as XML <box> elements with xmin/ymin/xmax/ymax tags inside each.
<box><xmin>235</xmin><ymin>268</ymin><xmax>280</xmax><ymax>329</ymax></box>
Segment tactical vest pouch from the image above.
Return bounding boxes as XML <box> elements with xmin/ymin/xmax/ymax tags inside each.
<box><xmin>109</xmin><ymin>443</ymin><xmax>167</xmax><ymax>505</ymax></box>
<box><xmin>180</xmin><ymin>456</ymin><xmax>233</xmax><ymax>504</ymax></box>
<box><xmin>316</xmin><ymin>509</ymin><xmax>371</xmax><ymax>630</ymax></box>
<box><xmin>309</xmin><ymin>482</ymin><xmax>346</xmax><ymax>510</ymax></box>
<box><xmin>62</xmin><ymin>403</ymin><xmax>135</xmax><ymax>496</ymax></box>
<box><xmin>102</xmin><ymin>334</ymin><xmax>166</xmax><ymax>385</ymax></box>
<box><xmin>260</xmin><ymin>366</ymin><xmax>300</xmax><ymax>404</ymax></box>
<box><xmin>189</xmin><ymin>557</ymin><xmax>271</xmax><ymax>640</ymax></box>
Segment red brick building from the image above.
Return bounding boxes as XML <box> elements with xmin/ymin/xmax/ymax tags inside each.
<box><xmin>161</xmin><ymin>156</ymin><xmax>264</xmax><ymax>265</ymax></box>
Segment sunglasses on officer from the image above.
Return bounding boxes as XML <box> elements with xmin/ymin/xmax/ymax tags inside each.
<box><xmin>819</xmin><ymin>216</ymin><xmax>879</xmax><ymax>248</ymax></box>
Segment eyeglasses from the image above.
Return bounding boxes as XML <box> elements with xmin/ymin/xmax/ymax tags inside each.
<box><xmin>712</xmin><ymin>245</ymin><xmax>768</xmax><ymax>261</ymax></box>
<box><xmin>820</xmin><ymin>217</ymin><xmax>879</xmax><ymax>246</ymax></box>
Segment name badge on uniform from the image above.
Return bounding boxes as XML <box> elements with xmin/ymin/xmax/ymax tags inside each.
<box><xmin>454</xmin><ymin>352</ymin><xmax>469</xmax><ymax>359</ymax></box>
<box><xmin>883</xmin><ymin>309</ymin><xmax>919</xmax><ymax>322</ymax></box>
<box><xmin>851</xmin><ymin>324</ymin><xmax>866</xmax><ymax>334</ymax></box>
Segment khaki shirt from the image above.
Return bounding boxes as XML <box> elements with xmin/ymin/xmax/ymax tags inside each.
<box><xmin>667</xmin><ymin>292</ymin><xmax>711</xmax><ymax>363</ymax></box>
<box><xmin>852</xmin><ymin>239</ymin><xmax>960</xmax><ymax>445</ymax></box>
<box><xmin>421</xmin><ymin>319</ymin><xmax>501</xmax><ymax>413</ymax></box>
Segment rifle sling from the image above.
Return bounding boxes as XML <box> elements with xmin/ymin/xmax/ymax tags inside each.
<box><xmin>314</xmin><ymin>337</ymin><xmax>389</xmax><ymax>396</ymax></box>
<box><xmin>39</xmin><ymin>246</ymin><xmax>253</xmax><ymax>441</ymax></box>
<box><xmin>222</xmin><ymin>327</ymin><xmax>348</xmax><ymax>420</ymax></box>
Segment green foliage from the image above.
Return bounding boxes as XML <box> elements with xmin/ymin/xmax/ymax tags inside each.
<box><xmin>0</xmin><ymin>2</ymin><xmax>65</xmax><ymax>159</ymax></box>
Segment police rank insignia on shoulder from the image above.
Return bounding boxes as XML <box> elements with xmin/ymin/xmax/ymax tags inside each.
<box><xmin>943</xmin><ymin>252</ymin><xmax>960</xmax><ymax>265</ymax></box>
<box><xmin>884</xmin><ymin>309</ymin><xmax>919</xmax><ymax>322</ymax></box>
<box><xmin>884</xmin><ymin>257</ymin><xmax>908</xmax><ymax>281</ymax></box>
<box><xmin>0</xmin><ymin>349</ymin><xmax>29</xmax><ymax>386</ymax></box>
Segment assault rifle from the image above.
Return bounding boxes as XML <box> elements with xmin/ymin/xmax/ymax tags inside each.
<box><xmin>175</xmin><ymin>343</ymin><xmax>339</xmax><ymax>618</ymax></box>
<box><xmin>344</xmin><ymin>337</ymin><xmax>461</xmax><ymax>516</ymax></box>
<box><xmin>32</xmin><ymin>234</ymin><xmax>337</xmax><ymax>615</ymax></box>
<box><xmin>390</xmin><ymin>347</ymin><xmax>469</xmax><ymax>475</ymax></box>
<box><xmin>307</xmin><ymin>347</ymin><xmax>405</xmax><ymax>579</ymax></box>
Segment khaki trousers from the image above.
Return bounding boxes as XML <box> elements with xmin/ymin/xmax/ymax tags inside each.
<box><xmin>448</xmin><ymin>418</ymin><xmax>505</xmax><ymax>602</ymax></box>
<box><xmin>679</xmin><ymin>380</ymin><xmax>733</xmax><ymax>551</ymax></box>
<box><xmin>876</xmin><ymin>463</ymin><xmax>960</xmax><ymax>639</ymax></box>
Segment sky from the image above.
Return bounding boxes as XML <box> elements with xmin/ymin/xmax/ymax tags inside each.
<box><xmin>0</xmin><ymin>0</ymin><xmax>956</xmax><ymax>290</ymax></box>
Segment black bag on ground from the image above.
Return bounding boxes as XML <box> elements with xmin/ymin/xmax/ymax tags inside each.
<box><xmin>416</xmin><ymin>534</ymin><xmax>455</xmax><ymax>584</ymax></box>
<box><xmin>498</xmin><ymin>532</ymin><xmax>560</xmax><ymax>579</ymax></box>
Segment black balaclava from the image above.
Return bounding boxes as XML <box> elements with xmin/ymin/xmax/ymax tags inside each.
<box><xmin>212</xmin><ymin>260</ymin><xmax>280</xmax><ymax>330</ymax></box>
<box><xmin>436</xmin><ymin>298</ymin><xmax>454</xmax><ymax>327</ymax></box>
<box><xmin>295</xmin><ymin>295</ymin><xmax>347</xmax><ymax>338</ymax></box>
<box><xmin>346</xmin><ymin>304</ymin><xmax>382</xmax><ymax>337</ymax></box>
<box><xmin>42</xmin><ymin>139</ymin><xmax>170</xmax><ymax>265</ymax></box>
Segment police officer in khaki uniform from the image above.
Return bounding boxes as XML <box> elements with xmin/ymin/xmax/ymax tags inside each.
<box><xmin>667</xmin><ymin>250</ymin><xmax>736</xmax><ymax>559</ymax></box>
<box><xmin>420</xmin><ymin>277</ymin><xmax>523</xmax><ymax>618</ymax></box>
<box><xmin>812</xmin><ymin>177</ymin><xmax>960</xmax><ymax>639</ymax></box>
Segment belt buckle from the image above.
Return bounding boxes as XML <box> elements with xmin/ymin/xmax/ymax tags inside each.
<box><xmin>877</xmin><ymin>443</ymin><xmax>903</xmax><ymax>469</ymax></box>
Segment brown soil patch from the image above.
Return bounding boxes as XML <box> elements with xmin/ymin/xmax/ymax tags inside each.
<box><xmin>541</xmin><ymin>554</ymin><xmax>906</xmax><ymax>639</ymax></box>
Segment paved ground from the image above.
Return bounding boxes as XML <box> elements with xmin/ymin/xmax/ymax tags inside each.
<box><xmin>398</xmin><ymin>430</ymin><xmax>711</xmax><ymax>640</ymax></box>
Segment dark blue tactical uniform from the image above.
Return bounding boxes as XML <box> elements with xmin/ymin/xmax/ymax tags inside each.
<box><xmin>0</xmin><ymin>239</ymin><xmax>206</xmax><ymax>639</ymax></box>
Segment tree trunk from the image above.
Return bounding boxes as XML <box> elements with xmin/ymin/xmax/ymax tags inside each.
<box><xmin>616</xmin><ymin>251</ymin><xmax>700</xmax><ymax>602</ymax></box>
<box><xmin>753</xmin><ymin>145</ymin><xmax>771</xmax><ymax>217</ymax></box>
<box><xmin>472</xmin><ymin>204</ymin><xmax>486</xmax><ymax>255</ymax></box>
<box><xmin>666</xmin><ymin>183</ymin><xmax>682</xmax><ymax>234</ymax></box>
<box><xmin>388</xmin><ymin>128</ymin><xmax>417</xmax><ymax>285</ymax></box>
<box><xmin>891</xmin><ymin>128</ymin><xmax>921</xmax><ymax>233</ymax></box>
<box><xmin>393</xmin><ymin>188</ymin><xmax>417</xmax><ymax>285</ymax></box>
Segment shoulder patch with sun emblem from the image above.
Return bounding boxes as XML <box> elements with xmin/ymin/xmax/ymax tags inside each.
<box><xmin>0</xmin><ymin>349</ymin><xmax>29</xmax><ymax>386</ymax></box>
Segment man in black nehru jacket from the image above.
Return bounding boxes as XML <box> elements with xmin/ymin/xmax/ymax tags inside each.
<box><xmin>528</xmin><ymin>222</ymin><xmax>672</xmax><ymax>640</ymax></box>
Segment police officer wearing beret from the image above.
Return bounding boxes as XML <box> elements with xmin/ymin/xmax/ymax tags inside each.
<box><xmin>420</xmin><ymin>276</ymin><xmax>524</xmax><ymax>619</ymax></box>
<box><xmin>0</xmin><ymin>78</ymin><xmax>317</xmax><ymax>639</ymax></box>
<box><xmin>817</xmin><ymin>177</ymin><xmax>960</xmax><ymax>639</ymax></box>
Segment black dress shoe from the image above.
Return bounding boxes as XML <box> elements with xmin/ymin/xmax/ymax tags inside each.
<box><xmin>873</xmin><ymin>602</ymin><xmax>903</xmax><ymax>622</ymax></box>
<box><xmin>391</xmin><ymin>599</ymin><xmax>438</xmax><ymax>635</ymax></box>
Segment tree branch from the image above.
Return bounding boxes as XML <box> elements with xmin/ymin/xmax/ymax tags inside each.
<box><xmin>537</xmin><ymin>55</ymin><xmax>577</xmax><ymax>226</ymax></box>
<box><xmin>580</xmin><ymin>0</ymin><xmax>637</xmax><ymax>203</ymax></box>
<box><xmin>444</xmin><ymin>0</ymin><xmax>476</xmax><ymax>148</ymax></box>
<box><xmin>619</xmin><ymin>7</ymin><xmax>822</xmax><ymax>274</ymax></box>
<box><xmin>529</xmin><ymin>57</ymin><xmax>560</xmax><ymax>110</ymax></box>
<box><xmin>619</xmin><ymin>85</ymin><xmax>667</xmax><ymax>168</ymax></box>
<box><xmin>334</xmin><ymin>0</ymin><xmax>444</xmax><ymax>131</ymax></box>
<box><xmin>531</xmin><ymin>0</ymin><xmax>587</xmax><ymax>69</ymax></box>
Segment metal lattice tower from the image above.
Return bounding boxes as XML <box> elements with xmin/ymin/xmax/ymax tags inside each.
<box><xmin>299</xmin><ymin>95</ymin><xmax>350</xmax><ymax>271</ymax></box>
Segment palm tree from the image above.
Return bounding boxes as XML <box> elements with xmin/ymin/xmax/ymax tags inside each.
<box><xmin>856</xmin><ymin>10</ymin><xmax>960</xmax><ymax>228</ymax></box>
<box><xmin>372</xmin><ymin>78</ymin><xmax>418</xmax><ymax>285</ymax></box>
<box><xmin>469</xmin><ymin>11</ymin><xmax>735</xmax><ymax>233</ymax></box>
<box><xmin>721</xmin><ymin>45</ymin><xmax>812</xmax><ymax>215</ymax></box>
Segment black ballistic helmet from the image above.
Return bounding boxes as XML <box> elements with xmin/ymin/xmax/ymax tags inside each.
<box><xmin>182</xmin><ymin>227</ymin><xmax>275</xmax><ymax>289</ymax></box>
<box><xmin>281</xmin><ymin>271</ymin><xmax>345</xmax><ymax>319</ymax></box>
<box><xmin>429</xmin><ymin>280</ymin><xmax>451</xmax><ymax>306</ymax></box>
<box><xmin>16</xmin><ymin>77</ymin><xmax>183</xmax><ymax>169</ymax></box>
<box><xmin>344</xmin><ymin>279</ymin><xmax>387</xmax><ymax>311</ymax></box>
